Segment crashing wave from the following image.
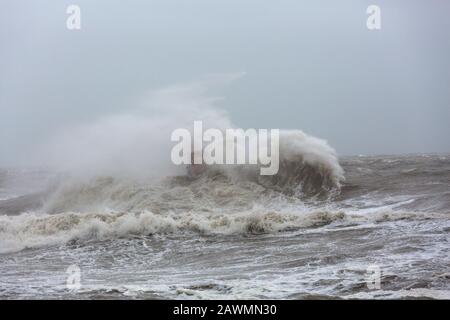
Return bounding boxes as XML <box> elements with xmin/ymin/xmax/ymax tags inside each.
<box><xmin>1</xmin><ymin>208</ymin><xmax>447</xmax><ymax>254</ymax></box>
<box><xmin>25</xmin><ymin>129</ymin><xmax>343</xmax><ymax>215</ymax></box>
<box><xmin>256</xmin><ymin>130</ymin><xmax>344</xmax><ymax>195</ymax></box>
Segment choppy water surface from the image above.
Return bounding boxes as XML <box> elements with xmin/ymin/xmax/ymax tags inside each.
<box><xmin>0</xmin><ymin>154</ymin><xmax>449</xmax><ymax>299</ymax></box>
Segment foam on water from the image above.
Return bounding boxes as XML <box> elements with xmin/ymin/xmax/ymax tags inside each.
<box><xmin>0</xmin><ymin>79</ymin><xmax>449</xmax><ymax>299</ymax></box>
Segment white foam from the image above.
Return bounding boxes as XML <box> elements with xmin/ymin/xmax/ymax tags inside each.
<box><xmin>2</xmin><ymin>206</ymin><xmax>446</xmax><ymax>254</ymax></box>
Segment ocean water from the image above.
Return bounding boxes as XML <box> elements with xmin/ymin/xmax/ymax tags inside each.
<box><xmin>0</xmin><ymin>153</ymin><xmax>449</xmax><ymax>299</ymax></box>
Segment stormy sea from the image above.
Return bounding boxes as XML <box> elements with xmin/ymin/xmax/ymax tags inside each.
<box><xmin>0</xmin><ymin>144</ymin><xmax>449</xmax><ymax>299</ymax></box>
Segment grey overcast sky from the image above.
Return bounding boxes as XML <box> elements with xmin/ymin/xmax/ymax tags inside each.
<box><xmin>0</xmin><ymin>0</ymin><xmax>449</xmax><ymax>165</ymax></box>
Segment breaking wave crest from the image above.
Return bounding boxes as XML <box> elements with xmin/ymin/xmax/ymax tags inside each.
<box><xmin>0</xmin><ymin>76</ymin><xmax>350</xmax><ymax>253</ymax></box>
<box><xmin>256</xmin><ymin>130</ymin><xmax>344</xmax><ymax>195</ymax></box>
<box><xmin>38</xmin><ymin>128</ymin><xmax>344</xmax><ymax>214</ymax></box>
<box><xmin>0</xmin><ymin>125</ymin><xmax>348</xmax><ymax>255</ymax></box>
<box><xmin>1</xmin><ymin>208</ymin><xmax>447</xmax><ymax>254</ymax></box>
